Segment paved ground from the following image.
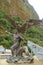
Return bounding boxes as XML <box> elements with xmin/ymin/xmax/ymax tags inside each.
<box><xmin>0</xmin><ymin>58</ymin><xmax>43</xmax><ymax>65</ymax></box>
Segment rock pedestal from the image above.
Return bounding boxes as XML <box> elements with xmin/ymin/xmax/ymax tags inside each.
<box><xmin>6</xmin><ymin>55</ymin><xmax>34</xmax><ymax>63</ymax></box>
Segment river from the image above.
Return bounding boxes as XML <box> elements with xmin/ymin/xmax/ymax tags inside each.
<box><xmin>27</xmin><ymin>41</ymin><xmax>43</xmax><ymax>60</ymax></box>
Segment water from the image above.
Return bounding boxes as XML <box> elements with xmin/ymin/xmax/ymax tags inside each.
<box><xmin>27</xmin><ymin>41</ymin><xmax>43</xmax><ymax>60</ymax></box>
<box><xmin>0</xmin><ymin>48</ymin><xmax>5</xmax><ymax>52</ymax></box>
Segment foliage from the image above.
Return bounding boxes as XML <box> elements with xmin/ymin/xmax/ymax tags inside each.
<box><xmin>28</xmin><ymin>46</ymin><xmax>35</xmax><ymax>56</ymax></box>
<box><xmin>0</xmin><ymin>9</ymin><xmax>24</xmax><ymax>48</ymax></box>
<box><xmin>12</xmin><ymin>16</ymin><xmax>24</xmax><ymax>25</ymax></box>
<box><xmin>0</xmin><ymin>0</ymin><xmax>39</xmax><ymax>20</ymax></box>
<box><xmin>0</xmin><ymin>9</ymin><xmax>43</xmax><ymax>49</ymax></box>
<box><xmin>0</xmin><ymin>18</ymin><xmax>14</xmax><ymax>32</ymax></box>
<box><xmin>27</xmin><ymin>26</ymin><xmax>43</xmax><ymax>47</ymax></box>
<box><xmin>0</xmin><ymin>9</ymin><xmax>14</xmax><ymax>33</ymax></box>
<box><xmin>0</xmin><ymin>9</ymin><xmax>14</xmax><ymax>48</ymax></box>
<box><xmin>4</xmin><ymin>1</ymin><xmax>11</xmax><ymax>8</ymax></box>
<box><xmin>0</xmin><ymin>34</ymin><xmax>14</xmax><ymax>49</ymax></box>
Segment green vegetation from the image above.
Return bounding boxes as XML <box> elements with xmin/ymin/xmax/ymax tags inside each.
<box><xmin>28</xmin><ymin>46</ymin><xmax>35</xmax><ymax>56</ymax></box>
<box><xmin>0</xmin><ymin>0</ymin><xmax>39</xmax><ymax>20</ymax></box>
<box><xmin>0</xmin><ymin>35</ymin><xmax>14</xmax><ymax>49</ymax></box>
<box><xmin>27</xmin><ymin>26</ymin><xmax>43</xmax><ymax>47</ymax></box>
<box><xmin>0</xmin><ymin>9</ymin><xmax>14</xmax><ymax>49</ymax></box>
<box><xmin>22</xmin><ymin>26</ymin><xmax>43</xmax><ymax>47</ymax></box>
<box><xmin>4</xmin><ymin>1</ymin><xmax>11</xmax><ymax>8</ymax></box>
<box><xmin>0</xmin><ymin>9</ymin><xmax>43</xmax><ymax>49</ymax></box>
<box><xmin>12</xmin><ymin>16</ymin><xmax>24</xmax><ymax>25</ymax></box>
<box><xmin>0</xmin><ymin>0</ymin><xmax>42</xmax><ymax>55</ymax></box>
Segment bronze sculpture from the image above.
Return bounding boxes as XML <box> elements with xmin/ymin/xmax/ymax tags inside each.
<box><xmin>4</xmin><ymin>15</ymin><xmax>42</xmax><ymax>63</ymax></box>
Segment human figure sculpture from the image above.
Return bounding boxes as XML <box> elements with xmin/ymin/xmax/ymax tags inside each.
<box><xmin>11</xmin><ymin>34</ymin><xmax>24</xmax><ymax>56</ymax></box>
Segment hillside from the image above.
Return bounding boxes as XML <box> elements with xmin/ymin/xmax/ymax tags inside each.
<box><xmin>0</xmin><ymin>0</ymin><xmax>39</xmax><ymax>21</ymax></box>
<box><xmin>0</xmin><ymin>0</ymin><xmax>43</xmax><ymax>48</ymax></box>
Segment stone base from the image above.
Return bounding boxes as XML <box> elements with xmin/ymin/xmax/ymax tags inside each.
<box><xmin>6</xmin><ymin>56</ymin><xmax>34</xmax><ymax>63</ymax></box>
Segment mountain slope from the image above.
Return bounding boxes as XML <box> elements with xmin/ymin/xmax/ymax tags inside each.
<box><xmin>0</xmin><ymin>0</ymin><xmax>43</xmax><ymax>48</ymax></box>
<box><xmin>0</xmin><ymin>0</ymin><xmax>39</xmax><ymax>21</ymax></box>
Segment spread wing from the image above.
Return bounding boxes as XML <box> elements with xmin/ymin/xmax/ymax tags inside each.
<box><xmin>4</xmin><ymin>15</ymin><xmax>42</xmax><ymax>33</ymax></box>
<box><xmin>28</xmin><ymin>19</ymin><xmax>42</xmax><ymax>25</ymax></box>
<box><xmin>20</xmin><ymin>19</ymin><xmax>42</xmax><ymax>32</ymax></box>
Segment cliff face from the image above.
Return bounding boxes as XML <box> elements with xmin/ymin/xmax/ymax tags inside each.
<box><xmin>0</xmin><ymin>0</ymin><xmax>39</xmax><ymax>21</ymax></box>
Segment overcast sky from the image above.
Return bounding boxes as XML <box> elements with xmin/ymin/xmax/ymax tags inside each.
<box><xmin>28</xmin><ymin>0</ymin><xmax>43</xmax><ymax>19</ymax></box>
